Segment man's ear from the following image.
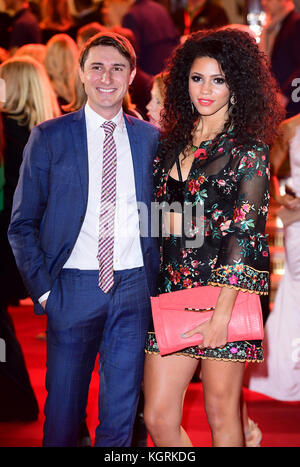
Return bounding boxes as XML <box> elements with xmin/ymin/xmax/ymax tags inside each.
<box><xmin>129</xmin><ymin>67</ymin><xmax>136</xmax><ymax>85</ymax></box>
<box><xmin>78</xmin><ymin>64</ymin><xmax>85</xmax><ymax>84</ymax></box>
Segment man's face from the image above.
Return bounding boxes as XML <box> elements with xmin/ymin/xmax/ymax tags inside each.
<box><xmin>79</xmin><ymin>45</ymin><xmax>136</xmax><ymax>119</ymax></box>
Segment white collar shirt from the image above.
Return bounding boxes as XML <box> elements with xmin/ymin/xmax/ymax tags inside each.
<box><xmin>63</xmin><ymin>103</ymin><xmax>144</xmax><ymax>271</ymax></box>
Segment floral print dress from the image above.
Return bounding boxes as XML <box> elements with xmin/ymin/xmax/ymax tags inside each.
<box><xmin>145</xmin><ymin>129</ymin><xmax>269</xmax><ymax>362</ymax></box>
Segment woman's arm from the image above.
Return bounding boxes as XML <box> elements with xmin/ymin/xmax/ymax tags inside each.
<box><xmin>183</xmin><ymin>141</ymin><xmax>270</xmax><ymax>348</ymax></box>
<box><xmin>271</xmin><ymin>120</ymin><xmax>300</xmax><ymax>209</ymax></box>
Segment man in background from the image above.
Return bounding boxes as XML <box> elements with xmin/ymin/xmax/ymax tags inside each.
<box><xmin>172</xmin><ymin>0</ymin><xmax>229</xmax><ymax>36</ymax></box>
<box><xmin>2</xmin><ymin>0</ymin><xmax>41</xmax><ymax>53</ymax></box>
<box><xmin>121</xmin><ymin>0</ymin><xmax>180</xmax><ymax>75</ymax></box>
<box><xmin>260</xmin><ymin>0</ymin><xmax>300</xmax><ymax>117</ymax></box>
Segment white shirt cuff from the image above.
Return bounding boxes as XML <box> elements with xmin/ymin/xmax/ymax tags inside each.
<box><xmin>38</xmin><ymin>291</ymin><xmax>50</xmax><ymax>304</ymax></box>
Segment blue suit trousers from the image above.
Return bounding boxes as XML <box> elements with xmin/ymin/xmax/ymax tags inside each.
<box><xmin>43</xmin><ymin>267</ymin><xmax>151</xmax><ymax>447</ymax></box>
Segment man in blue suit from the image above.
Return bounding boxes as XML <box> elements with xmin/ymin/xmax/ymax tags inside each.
<box><xmin>8</xmin><ymin>32</ymin><xmax>160</xmax><ymax>447</ymax></box>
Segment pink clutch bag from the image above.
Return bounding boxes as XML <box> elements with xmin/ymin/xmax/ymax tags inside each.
<box><xmin>151</xmin><ymin>286</ymin><xmax>264</xmax><ymax>356</ymax></box>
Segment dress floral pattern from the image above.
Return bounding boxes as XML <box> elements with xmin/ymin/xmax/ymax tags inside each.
<box><xmin>145</xmin><ymin>129</ymin><xmax>269</xmax><ymax>362</ymax></box>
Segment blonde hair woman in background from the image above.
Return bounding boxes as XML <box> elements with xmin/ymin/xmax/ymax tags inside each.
<box><xmin>61</xmin><ymin>67</ymin><xmax>87</xmax><ymax>114</ymax></box>
<box><xmin>0</xmin><ymin>55</ymin><xmax>60</xmax><ymax>291</ymax></box>
<box><xmin>14</xmin><ymin>43</ymin><xmax>47</xmax><ymax>64</ymax></box>
<box><xmin>0</xmin><ymin>55</ymin><xmax>60</xmax><ymax>131</ymax></box>
<box><xmin>44</xmin><ymin>33</ymin><xmax>79</xmax><ymax>110</ymax></box>
<box><xmin>0</xmin><ymin>56</ymin><xmax>60</xmax><ymax>421</ymax></box>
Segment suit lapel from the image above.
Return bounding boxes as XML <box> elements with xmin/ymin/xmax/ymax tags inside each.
<box><xmin>124</xmin><ymin>114</ymin><xmax>143</xmax><ymax>202</ymax></box>
<box><xmin>70</xmin><ymin>108</ymin><xmax>89</xmax><ymax>203</ymax></box>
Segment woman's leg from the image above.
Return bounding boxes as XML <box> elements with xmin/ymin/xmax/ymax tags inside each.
<box><xmin>143</xmin><ymin>353</ymin><xmax>199</xmax><ymax>447</ymax></box>
<box><xmin>201</xmin><ymin>358</ymin><xmax>245</xmax><ymax>447</ymax></box>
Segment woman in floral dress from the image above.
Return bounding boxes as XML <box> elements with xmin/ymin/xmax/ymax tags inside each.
<box><xmin>143</xmin><ymin>28</ymin><xmax>284</xmax><ymax>447</ymax></box>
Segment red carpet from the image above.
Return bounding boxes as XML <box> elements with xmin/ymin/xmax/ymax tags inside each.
<box><xmin>0</xmin><ymin>301</ymin><xmax>299</xmax><ymax>447</ymax></box>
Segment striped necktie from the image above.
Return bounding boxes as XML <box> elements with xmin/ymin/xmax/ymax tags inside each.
<box><xmin>97</xmin><ymin>120</ymin><xmax>117</xmax><ymax>293</ymax></box>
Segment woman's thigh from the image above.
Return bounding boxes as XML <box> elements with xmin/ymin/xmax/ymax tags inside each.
<box><xmin>144</xmin><ymin>353</ymin><xmax>199</xmax><ymax>419</ymax></box>
<box><xmin>201</xmin><ymin>358</ymin><xmax>245</xmax><ymax>413</ymax></box>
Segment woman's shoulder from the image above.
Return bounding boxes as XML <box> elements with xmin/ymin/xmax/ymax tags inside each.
<box><xmin>231</xmin><ymin>138</ymin><xmax>269</xmax><ymax>159</ymax></box>
<box><xmin>230</xmin><ymin>139</ymin><xmax>269</xmax><ymax>178</ymax></box>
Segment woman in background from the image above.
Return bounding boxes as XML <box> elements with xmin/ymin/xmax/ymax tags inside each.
<box><xmin>246</xmin><ymin>113</ymin><xmax>300</xmax><ymax>401</ymax></box>
<box><xmin>44</xmin><ymin>33</ymin><xmax>79</xmax><ymax>110</ymax></box>
<box><xmin>0</xmin><ymin>55</ymin><xmax>60</xmax><ymax>421</ymax></box>
<box><xmin>14</xmin><ymin>43</ymin><xmax>47</xmax><ymax>64</ymax></box>
<box><xmin>40</xmin><ymin>0</ymin><xmax>76</xmax><ymax>43</ymax></box>
<box><xmin>146</xmin><ymin>72</ymin><xmax>167</xmax><ymax>127</ymax></box>
<box><xmin>0</xmin><ymin>55</ymin><xmax>60</xmax><ymax>306</ymax></box>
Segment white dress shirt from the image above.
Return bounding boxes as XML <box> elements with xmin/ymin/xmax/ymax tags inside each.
<box><xmin>39</xmin><ymin>104</ymin><xmax>143</xmax><ymax>303</ymax></box>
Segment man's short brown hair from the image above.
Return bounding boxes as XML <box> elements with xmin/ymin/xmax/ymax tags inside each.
<box><xmin>79</xmin><ymin>31</ymin><xmax>136</xmax><ymax>71</ymax></box>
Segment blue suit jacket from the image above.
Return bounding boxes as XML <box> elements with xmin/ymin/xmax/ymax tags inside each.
<box><xmin>8</xmin><ymin>108</ymin><xmax>160</xmax><ymax>314</ymax></box>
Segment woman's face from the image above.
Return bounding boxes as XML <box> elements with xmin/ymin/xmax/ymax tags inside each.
<box><xmin>189</xmin><ymin>56</ymin><xmax>230</xmax><ymax>120</ymax></box>
<box><xmin>146</xmin><ymin>81</ymin><xmax>163</xmax><ymax>127</ymax></box>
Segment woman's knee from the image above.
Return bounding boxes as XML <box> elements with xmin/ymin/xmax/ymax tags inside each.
<box><xmin>144</xmin><ymin>402</ymin><xmax>180</xmax><ymax>440</ymax></box>
<box><xmin>144</xmin><ymin>404</ymin><xmax>168</xmax><ymax>434</ymax></box>
<box><xmin>204</xmin><ymin>394</ymin><xmax>240</xmax><ymax>432</ymax></box>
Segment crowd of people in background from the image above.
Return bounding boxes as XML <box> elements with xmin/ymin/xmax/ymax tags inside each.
<box><xmin>0</xmin><ymin>0</ymin><xmax>300</xmax><ymax>445</ymax></box>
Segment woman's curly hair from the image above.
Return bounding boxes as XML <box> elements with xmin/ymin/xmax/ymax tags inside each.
<box><xmin>159</xmin><ymin>28</ymin><xmax>285</xmax><ymax>169</ymax></box>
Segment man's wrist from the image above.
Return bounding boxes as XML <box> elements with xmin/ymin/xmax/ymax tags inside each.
<box><xmin>38</xmin><ymin>291</ymin><xmax>50</xmax><ymax>304</ymax></box>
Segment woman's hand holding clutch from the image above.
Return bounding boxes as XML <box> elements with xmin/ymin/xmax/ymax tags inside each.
<box><xmin>182</xmin><ymin>286</ymin><xmax>239</xmax><ymax>349</ymax></box>
<box><xmin>182</xmin><ymin>311</ymin><xmax>230</xmax><ymax>349</ymax></box>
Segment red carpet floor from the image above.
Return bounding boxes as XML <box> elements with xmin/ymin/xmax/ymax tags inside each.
<box><xmin>0</xmin><ymin>301</ymin><xmax>299</xmax><ymax>447</ymax></box>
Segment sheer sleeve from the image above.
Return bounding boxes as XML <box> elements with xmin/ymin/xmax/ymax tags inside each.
<box><xmin>208</xmin><ymin>142</ymin><xmax>270</xmax><ymax>295</ymax></box>
<box><xmin>153</xmin><ymin>153</ymin><xmax>163</xmax><ymax>198</ymax></box>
